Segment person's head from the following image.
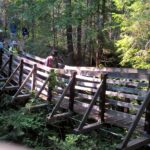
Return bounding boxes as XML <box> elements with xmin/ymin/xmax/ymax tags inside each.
<box><xmin>52</xmin><ymin>50</ymin><xmax>58</xmax><ymax>57</ymax></box>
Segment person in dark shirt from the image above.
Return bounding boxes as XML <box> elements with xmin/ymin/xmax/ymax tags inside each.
<box><xmin>22</xmin><ymin>27</ymin><xmax>29</xmax><ymax>38</ymax></box>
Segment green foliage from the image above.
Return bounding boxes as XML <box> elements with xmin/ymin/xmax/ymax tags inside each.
<box><xmin>48</xmin><ymin>69</ymin><xmax>58</xmax><ymax>89</ymax></box>
<box><xmin>113</xmin><ymin>0</ymin><xmax>150</xmax><ymax>68</ymax></box>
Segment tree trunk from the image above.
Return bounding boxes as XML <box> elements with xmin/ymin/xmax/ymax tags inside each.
<box><xmin>52</xmin><ymin>4</ymin><xmax>56</xmax><ymax>48</ymax></box>
<box><xmin>31</xmin><ymin>17</ymin><xmax>35</xmax><ymax>42</ymax></box>
<box><xmin>76</xmin><ymin>22</ymin><xmax>82</xmax><ymax>65</ymax></box>
<box><xmin>2</xmin><ymin>0</ymin><xmax>8</xmax><ymax>36</ymax></box>
<box><xmin>96</xmin><ymin>0</ymin><xmax>106</xmax><ymax>67</ymax></box>
<box><xmin>65</xmin><ymin>0</ymin><xmax>74</xmax><ymax>65</ymax></box>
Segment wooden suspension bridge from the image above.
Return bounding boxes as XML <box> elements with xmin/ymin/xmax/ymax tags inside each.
<box><xmin>0</xmin><ymin>49</ymin><xmax>150</xmax><ymax>150</ymax></box>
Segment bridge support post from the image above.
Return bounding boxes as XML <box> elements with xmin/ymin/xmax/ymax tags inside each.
<box><xmin>69</xmin><ymin>71</ymin><xmax>77</xmax><ymax>112</ymax></box>
<box><xmin>0</xmin><ymin>49</ymin><xmax>3</xmax><ymax>69</ymax></box>
<box><xmin>19</xmin><ymin>60</ymin><xmax>23</xmax><ymax>86</ymax></box>
<box><xmin>31</xmin><ymin>64</ymin><xmax>37</xmax><ymax>91</ymax></box>
<box><xmin>99</xmin><ymin>74</ymin><xmax>107</xmax><ymax>122</ymax></box>
<box><xmin>8</xmin><ymin>54</ymin><xmax>13</xmax><ymax>77</ymax></box>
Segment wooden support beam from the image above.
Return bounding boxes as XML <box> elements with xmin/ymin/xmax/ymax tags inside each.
<box><xmin>0</xmin><ymin>57</ymin><xmax>10</xmax><ymax>73</ymax></box>
<box><xmin>117</xmin><ymin>136</ymin><xmax>150</xmax><ymax>150</ymax></box>
<box><xmin>35</xmin><ymin>76</ymin><xmax>50</xmax><ymax>99</ymax></box>
<box><xmin>47</xmin><ymin>112</ymin><xmax>74</xmax><ymax>122</ymax></box>
<box><xmin>27</xmin><ymin>103</ymin><xmax>48</xmax><ymax>110</ymax></box>
<box><xmin>0</xmin><ymin>49</ymin><xmax>3</xmax><ymax>68</ymax></box>
<box><xmin>69</xmin><ymin>72</ymin><xmax>77</xmax><ymax>112</ymax></box>
<box><xmin>1</xmin><ymin>61</ymin><xmax>22</xmax><ymax>91</ymax></box>
<box><xmin>74</xmin><ymin>121</ymin><xmax>101</xmax><ymax>133</ymax></box>
<box><xmin>99</xmin><ymin>74</ymin><xmax>107</xmax><ymax>122</ymax></box>
<box><xmin>0</xmin><ymin>78</ymin><xmax>8</xmax><ymax>82</ymax></box>
<box><xmin>12</xmin><ymin>67</ymin><xmax>34</xmax><ymax>102</ymax></box>
<box><xmin>13</xmin><ymin>94</ymin><xmax>30</xmax><ymax>101</ymax></box>
<box><xmin>31</xmin><ymin>64</ymin><xmax>37</xmax><ymax>91</ymax></box>
<box><xmin>76</xmin><ymin>79</ymin><xmax>104</xmax><ymax>131</ymax></box>
<box><xmin>0</xmin><ymin>85</ymin><xmax>19</xmax><ymax>92</ymax></box>
<box><xmin>19</xmin><ymin>59</ymin><xmax>24</xmax><ymax>86</ymax></box>
<box><xmin>8</xmin><ymin>54</ymin><xmax>13</xmax><ymax>76</ymax></box>
<box><xmin>48</xmin><ymin>75</ymin><xmax>75</xmax><ymax>118</ymax></box>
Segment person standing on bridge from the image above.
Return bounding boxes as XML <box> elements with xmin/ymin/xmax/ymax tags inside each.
<box><xmin>45</xmin><ymin>50</ymin><xmax>64</xmax><ymax>68</ymax></box>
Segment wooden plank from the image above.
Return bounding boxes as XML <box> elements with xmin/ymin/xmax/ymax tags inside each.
<box><xmin>75</xmin><ymin>85</ymin><xmax>97</xmax><ymax>93</ymax></box>
<box><xmin>74</xmin><ymin>121</ymin><xmax>101</xmax><ymax>133</ymax></box>
<box><xmin>106</xmin><ymin>109</ymin><xmax>145</xmax><ymax>126</ymax></box>
<box><xmin>117</xmin><ymin>136</ymin><xmax>150</xmax><ymax>150</ymax></box>
<box><xmin>107</xmin><ymin>85</ymin><xmax>147</xmax><ymax>95</ymax></box>
<box><xmin>106</xmin><ymin>91</ymin><xmax>144</xmax><ymax>101</ymax></box>
<box><xmin>0</xmin><ymin>85</ymin><xmax>19</xmax><ymax>91</ymax></box>
<box><xmin>27</xmin><ymin>103</ymin><xmax>48</xmax><ymax>110</ymax></box>
<box><xmin>65</xmin><ymin>66</ymin><xmax>150</xmax><ymax>75</ymax></box>
<box><xmin>21</xmin><ymin>52</ymin><xmax>45</xmax><ymax>64</ymax></box>
<box><xmin>107</xmin><ymin>99</ymin><xmax>141</xmax><ymax>111</ymax></box>
<box><xmin>76</xmin><ymin>75</ymin><xmax>101</xmax><ymax>83</ymax></box>
<box><xmin>0</xmin><ymin>78</ymin><xmax>8</xmax><ymax>82</ymax></box>
<box><xmin>65</xmin><ymin>66</ymin><xmax>150</xmax><ymax>80</ymax></box>
<box><xmin>107</xmin><ymin>79</ymin><xmax>148</xmax><ymax>88</ymax></box>
<box><xmin>47</xmin><ymin>112</ymin><xmax>74</xmax><ymax>122</ymax></box>
<box><xmin>76</xmin><ymin>81</ymin><xmax>100</xmax><ymax>88</ymax></box>
<box><xmin>13</xmin><ymin>94</ymin><xmax>30</xmax><ymax>100</ymax></box>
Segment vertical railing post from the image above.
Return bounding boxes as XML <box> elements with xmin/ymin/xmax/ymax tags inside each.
<box><xmin>47</xmin><ymin>70</ymin><xmax>55</xmax><ymax>103</ymax></box>
<box><xmin>144</xmin><ymin>75</ymin><xmax>150</xmax><ymax>134</ymax></box>
<box><xmin>0</xmin><ymin>49</ymin><xmax>3</xmax><ymax>68</ymax></box>
<box><xmin>19</xmin><ymin>59</ymin><xmax>24</xmax><ymax>86</ymax></box>
<box><xmin>99</xmin><ymin>73</ymin><xmax>107</xmax><ymax>122</ymax></box>
<box><xmin>69</xmin><ymin>71</ymin><xmax>77</xmax><ymax>112</ymax></box>
<box><xmin>8</xmin><ymin>54</ymin><xmax>13</xmax><ymax>77</ymax></box>
<box><xmin>31</xmin><ymin>64</ymin><xmax>37</xmax><ymax>91</ymax></box>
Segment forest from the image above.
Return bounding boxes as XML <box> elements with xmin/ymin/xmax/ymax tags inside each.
<box><xmin>0</xmin><ymin>0</ymin><xmax>150</xmax><ymax>150</ymax></box>
<box><xmin>0</xmin><ymin>0</ymin><xmax>149</xmax><ymax>67</ymax></box>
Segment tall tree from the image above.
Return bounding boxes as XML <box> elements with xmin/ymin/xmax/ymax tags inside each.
<box><xmin>64</xmin><ymin>0</ymin><xmax>74</xmax><ymax>65</ymax></box>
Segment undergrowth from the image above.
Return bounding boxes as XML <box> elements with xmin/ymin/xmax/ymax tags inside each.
<box><xmin>0</xmin><ymin>94</ymin><xmax>121</xmax><ymax>150</ymax></box>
